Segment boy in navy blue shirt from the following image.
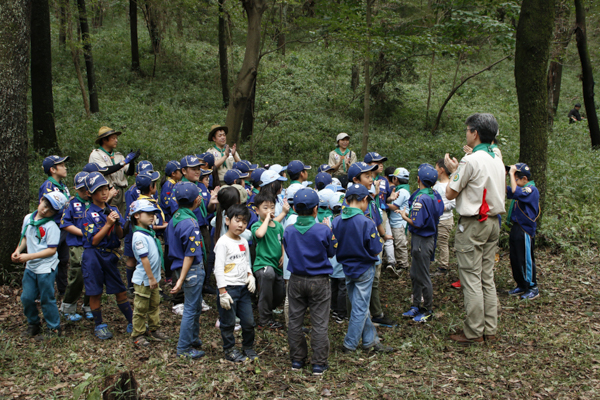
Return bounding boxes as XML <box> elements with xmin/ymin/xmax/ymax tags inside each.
<box><xmin>283</xmin><ymin>188</ymin><xmax>337</xmax><ymax>376</ymax></box>
<box><xmin>506</xmin><ymin>163</ymin><xmax>540</xmax><ymax>300</ymax></box>
<box><xmin>332</xmin><ymin>184</ymin><xmax>393</xmax><ymax>354</ymax></box>
<box><xmin>39</xmin><ymin>155</ymin><xmax>71</xmax><ymax>297</ymax></box>
<box><xmin>167</xmin><ymin>182</ymin><xmax>206</xmax><ymax>359</ymax></box>
<box><xmin>400</xmin><ymin>164</ymin><xmax>444</xmax><ymax>323</ymax></box>
<box><xmin>81</xmin><ymin>172</ymin><xmax>133</xmax><ymax>340</ymax></box>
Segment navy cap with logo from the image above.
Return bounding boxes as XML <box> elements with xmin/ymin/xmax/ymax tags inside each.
<box><xmin>165</xmin><ymin>160</ymin><xmax>181</xmax><ymax>176</ymax></box>
<box><xmin>515</xmin><ymin>162</ymin><xmax>531</xmax><ymax>179</ymax></box>
<box><xmin>224</xmin><ymin>169</ymin><xmax>249</xmax><ymax>185</ymax></box>
<box><xmin>417</xmin><ymin>163</ymin><xmax>438</xmax><ymax>187</ymax></box>
<box><xmin>315</xmin><ymin>172</ymin><xmax>333</xmax><ymax>188</ymax></box>
<box><xmin>199</xmin><ymin>152</ymin><xmax>215</xmax><ymax>168</ymax></box>
<box><xmin>82</xmin><ymin>162</ymin><xmax>108</xmax><ymax>173</ymax></box>
<box><xmin>180</xmin><ymin>155</ymin><xmax>201</xmax><ymax>168</ymax></box>
<box><xmin>294</xmin><ymin>188</ymin><xmax>319</xmax><ymax>211</ymax></box>
<box><xmin>345</xmin><ymin>183</ymin><xmax>370</xmax><ymax>200</ymax></box>
<box><xmin>136</xmin><ymin>160</ymin><xmax>154</xmax><ymax>174</ymax></box>
<box><xmin>85</xmin><ymin>172</ymin><xmax>109</xmax><ymax>194</ymax></box>
<box><xmin>174</xmin><ymin>181</ymin><xmax>200</xmax><ymax>204</ymax></box>
<box><xmin>318</xmin><ymin>164</ymin><xmax>334</xmax><ymax>173</ymax></box>
<box><xmin>42</xmin><ymin>155</ymin><xmax>70</xmax><ymax>175</ymax></box>
<box><xmin>74</xmin><ymin>172</ymin><xmax>89</xmax><ymax>190</ymax></box>
<box><xmin>287</xmin><ymin>160</ymin><xmax>312</xmax><ymax>175</ymax></box>
<box><xmin>136</xmin><ymin>171</ymin><xmax>160</xmax><ymax>190</ymax></box>
<box><xmin>251</xmin><ymin>168</ymin><xmax>266</xmax><ymax>185</ymax></box>
<box><xmin>347</xmin><ymin>162</ymin><xmax>378</xmax><ymax>182</ymax></box>
<box><xmin>364</xmin><ymin>152</ymin><xmax>388</xmax><ymax>164</ymax></box>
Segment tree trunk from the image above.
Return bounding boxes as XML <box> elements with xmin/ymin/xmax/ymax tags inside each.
<box><xmin>0</xmin><ymin>0</ymin><xmax>31</xmax><ymax>277</ymax></box>
<box><xmin>514</xmin><ymin>0</ymin><xmax>555</xmax><ymax>223</ymax></box>
<box><xmin>31</xmin><ymin>0</ymin><xmax>59</xmax><ymax>153</ymax></box>
<box><xmin>143</xmin><ymin>1</ymin><xmax>162</xmax><ymax>55</ymax></box>
<box><xmin>574</xmin><ymin>0</ymin><xmax>600</xmax><ymax>149</ymax></box>
<box><xmin>92</xmin><ymin>0</ymin><xmax>103</xmax><ymax>28</ymax></box>
<box><xmin>218</xmin><ymin>0</ymin><xmax>229</xmax><ymax>108</ymax></box>
<box><xmin>425</xmin><ymin>52</ymin><xmax>435</xmax><ymax>129</ymax></box>
<box><xmin>225</xmin><ymin>0</ymin><xmax>269</xmax><ymax>146</ymax></box>
<box><xmin>278</xmin><ymin>3</ymin><xmax>285</xmax><ymax>55</ymax></box>
<box><xmin>76</xmin><ymin>0</ymin><xmax>99</xmax><ymax>113</ymax></box>
<box><xmin>547</xmin><ymin>0</ymin><xmax>572</xmax><ymax>125</ymax></box>
<box><xmin>241</xmin><ymin>79</ymin><xmax>256</xmax><ymax>142</ymax></box>
<box><xmin>361</xmin><ymin>0</ymin><xmax>373</xmax><ymax>158</ymax></box>
<box><xmin>130</xmin><ymin>0</ymin><xmax>141</xmax><ymax>72</ymax></box>
<box><xmin>59</xmin><ymin>0</ymin><xmax>67</xmax><ymax>48</ymax></box>
<box><xmin>67</xmin><ymin>3</ymin><xmax>90</xmax><ymax>116</ymax></box>
<box><xmin>351</xmin><ymin>64</ymin><xmax>359</xmax><ymax>92</ymax></box>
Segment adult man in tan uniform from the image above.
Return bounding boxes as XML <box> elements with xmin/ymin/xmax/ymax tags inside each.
<box><xmin>205</xmin><ymin>124</ymin><xmax>241</xmax><ymax>185</ymax></box>
<box><xmin>444</xmin><ymin>113</ymin><xmax>505</xmax><ymax>345</ymax></box>
<box><xmin>88</xmin><ymin>126</ymin><xmax>139</xmax><ymax>216</ymax></box>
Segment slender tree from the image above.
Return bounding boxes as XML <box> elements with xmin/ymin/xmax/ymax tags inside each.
<box><xmin>514</xmin><ymin>0</ymin><xmax>555</xmax><ymax>220</ymax></box>
<box><xmin>31</xmin><ymin>0</ymin><xmax>59</xmax><ymax>153</ymax></box>
<box><xmin>547</xmin><ymin>0</ymin><xmax>572</xmax><ymax>124</ymax></box>
<box><xmin>130</xmin><ymin>0</ymin><xmax>141</xmax><ymax>72</ymax></box>
<box><xmin>218</xmin><ymin>0</ymin><xmax>229</xmax><ymax>107</ymax></box>
<box><xmin>59</xmin><ymin>0</ymin><xmax>67</xmax><ymax>48</ymax></box>
<box><xmin>76</xmin><ymin>0</ymin><xmax>99</xmax><ymax>113</ymax></box>
<box><xmin>574</xmin><ymin>0</ymin><xmax>600</xmax><ymax>148</ymax></box>
<box><xmin>361</xmin><ymin>0</ymin><xmax>374</xmax><ymax>158</ymax></box>
<box><xmin>0</xmin><ymin>0</ymin><xmax>31</xmax><ymax>275</ymax></box>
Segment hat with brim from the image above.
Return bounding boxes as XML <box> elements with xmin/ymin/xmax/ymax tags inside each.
<box><xmin>417</xmin><ymin>164</ymin><xmax>438</xmax><ymax>187</ymax></box>
<box><xmin>208</xmin><ymin>124</ymin><xmax>228</xmax><ymax>142</ymax></box>
<box><xmin>130</xmin><ymin>199</ymin><xmax>159</xmax><ymax>215</ymax></box>
<box><xmin>95</xmin><ymin>126</ymin><xmax>122</xmax><ymax>144</ymax></box>
<box><xmin>347</xmin><ymin>162</ymin><xmax>378</xmax><ymax>182</ymax></box>
<box><xmin>83</xmin><ymin>162</ymin><xmax>108</xmax><ymax>173</ymax></box>
<box><xmin>260</xmin><ymin>170</ymin><xmax>288</xmax><ymax>187</ymax></box>
<box><xmin>85</xmin><ymin>172</ymin><xmax>109</xmax><ymax>194</ymax></box>
<box><xmin>42</xmin><ymin>155</ymin><xmax>70</xmax><ymax>175</ymax></box>
<box><xmin>294</xmin><ymin>188</ymin><xmax>319</xmax><ymax>211</ymax></box>
<box><xmin>336</xmin><ymin>132</ymin><xmax>350</xmax><ymax>144</ymax></box>
<box><xmin>74</xmin><ymin>172</ymin><xmax>89</xmax><ymax>190</ymax></box>
<box><xmin>231</xmin><ymin>184</ymin><xmax>248</xmax><ymax>204</ymax></box>
<box><xmin>346</xmin><ymin>183</ymin><xmax>370</xmax><ymax>200</ymax></box>
<box><xmin>43</xmin><ymin>192</ymin><xmax>68</xmax><ymax>211</ymax></box>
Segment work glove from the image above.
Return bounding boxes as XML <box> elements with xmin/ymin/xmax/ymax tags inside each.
<box><xmin>246</xmin><ymin>274</ymin><xmax>256</xmax><ymax>293</ymax></box>
<box><xmin>219</xmin><ymin>292</ymin><xmax>234</xmax><ymax>310</ymax></box>
<box><xmin>123</xmin><ymin>149</ymin><xmax>141</xmax><ymax>165</ymax></box>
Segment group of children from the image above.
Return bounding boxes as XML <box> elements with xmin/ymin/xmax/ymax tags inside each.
<box><xmin>14</xmin><ymin>142</ymin><xmax>540</xmax><ymax>375</ymax></box>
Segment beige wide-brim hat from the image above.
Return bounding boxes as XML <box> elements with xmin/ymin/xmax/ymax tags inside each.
<box><xmin>336</xmin><ymin>132</ymin><xmax>350</xmax><ymax>144</ymax></box>
<box><xmin>95</xmin><ymin>126</ymin><xmax>122</xmax><ymax>144</ymax></box>
<box><xmin>208</xmin><ymin>124</ymin><xmax>228</xmax><ymax>142</ymax></box>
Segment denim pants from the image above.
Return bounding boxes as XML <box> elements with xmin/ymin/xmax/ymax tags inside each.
<box><xmin>22</xmin><ymin>268</ymin><xmax>60</xmax><ymax>330</ymax></box>
<box><xmin>217</xmin><ymin>285</ymin><xmax>255</xmax><ymax>351</ymax></box>
<box><xmin>344</xmin><ymin>265</ymin><xmax>379</xmax><ymax>350</ymax></box>
<box><xmin>288</xmin><ymin>274</ymin><xmax>331</xmax><ymax>366</ymax></box>
<box><xmin>174</xmin><ymin>263</ymin><xmax>205</xmax><ymax>354</ymax></box>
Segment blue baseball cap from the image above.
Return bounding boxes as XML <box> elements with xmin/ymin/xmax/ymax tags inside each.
<box><xmin>224</xmin><ymin>169</ymin><xmax>249</xmax><ymax>185</ymax></box>
<box><xmin>418</xmin><ymin>163</ymin><xmax>438</xmax><ymax>187</ymax></box>
<box><xmin>82</xmin><ymin>162</ymin><xmax>108</xmax><ymax>173</ymax></box>
<box><xmin>174</xmin><ymin>182</ymin><xmax>200</xmax><ymax>203</ymax></box>
<box><xmin>325</xmin><ymin>183</ymin><xmax>344</xmax><ymax>192</ymax></box>
<box><xmin>294</xmin><ymin>188</ymin><xmax>319</xmax><ymax>211</ymax></box>
<box><xmin>318</xmin><ymin>188</ymin><xmax>335</xmax><ymax>207</ymax></box>
<box><xmin>347</xmin><ymin>162</ymin><xmax>378</xmax><ymax>182</ymax></box>
<box><xmin>364</xmin><ymin>152</ymin><xmax>388</xmax><ymax>164</ymax></box>
<box><xmin>392</xmin><ymin>167</ymin><xmax>409</xmax><ymax>180</ymax></box>
<box><xmin>515</xmin><ymin>163</ymin><xmax>531</xmax><ymax>179</ymax></box>
<box><xmin>346</xmin><ymin>183</ymin><xmax>370</xmax><ymax>200</ymax></box>
<box><xmin>180</xmin><ymin>155</ymin><xmax>201</xmax><ymax>168</ymax></box>
<box><xmin>287</xmin><ymin>160</ymin><xmax>311</xmax><ymax>175</ymax></box>
<box><xmin>285</xmin><ymin>183</ymin><xmax>304</xmax><ymax>202</ymax></box>
<box><xmin>165</xmin><ymin>160</ymin><xmax>181</xmax><ymax>176</ymax></box>
<box><xmin>200</xmin><ymin>169</ymin><xmax>213</xmax><ymax>177</ymax></box>
<box><xmin>129</xmin><ymin>199</ymin><xmax>158</xmax><ymax>215</ymax></box>
<box><xmin>234</xmin><ymin>160</ymin><xmax>258</xmax><ymax>173</ymax></box>
<box><xmin>43</xmin><ymin>191</ymin><xmax>68</xmax><ymax>211</ymax></box>
<box><xmin>136</xmin><ymin>160</ymin><xmax>154</xmax><ymax>174</ymax></box>
<box><xmin>260</xmin><ymin>170</ymin><xmax>288</xmax><ymax>187</ymax></box>
<box><xmin>74</xmin><ymin>172</ymin><xmax>89</xmax><ymax>190</ymax></box>
<box><xmin>251</xmin><ymin>168</ymin><xmax>266</xmax><ymax>185</ymax></box>
<box><xmin>318</xmin><ymin>164</ymin><xmax>334</xmax><ymax>173</ymax></box>
<box><xmin>136</xmin><ymin>171</ymin><xmax>160</xmax><ymax>190</ymax></box>
<box><xmin>199</xmin><ymin>152</ymin><xmax>215</xmax><ymax>168</ymax></box>
<box><xmin>269</xmin><ymin>164</ymin><xmax>287</xmax><ymax>174</ymax></box>
<box><xmin>85</xmin><ymin>172</ymin><xmax>109</xmax><ymax>193</ymax></box>
<box><xmin>42</xmin><ymin>155</ymin><xmax>70</xmax><ymax>175</ymax></box>
<box><xmin>315</xmin><ymin>172</ymin><xmax>333</xmax><ymax>188</ymax></box>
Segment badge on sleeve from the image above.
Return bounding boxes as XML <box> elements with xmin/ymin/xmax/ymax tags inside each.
<box><xmin>523</xmin><ymin>187</ymin><xmax>532</xmax><ymax>194</ymax></box>
<box><xmin>91</xmin><ymin>212</ymin><xmax>100</xmax><ymax>223</ymax></box>
<box><xmin>135</xmin><ymin>241</ymin><xmax>144</xmax><ymax>250</ymax></box>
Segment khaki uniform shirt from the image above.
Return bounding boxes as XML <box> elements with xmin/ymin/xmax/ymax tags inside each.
<box><xmin>448</xmin><ymin>148</ymin><xmax>505</xmax><ymax>217</ymax></box>
<box><xmin>88</xmin><ymin>149</ymin><xmax>128</xmax><ymax>187</ymax></box>
<box><xmin>206</xmin><ymin>147</ymin><xmax>237</xmax><ymax>182</ymax></box>
<box><xmin>328</xmin><ymin>149</ymin><xmax>357</xmax><ymax>176</ymax></box>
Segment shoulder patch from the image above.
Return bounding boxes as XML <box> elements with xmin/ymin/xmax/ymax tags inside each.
<box><xmin>523</xmin><ymin>187</ymin><xmax>532</xmax><ymax>194</ymax></box>
<box><xmin>453</xmin><ymin>173</ymin><xmax>460</xmax><ymax>182</ymax></box>
<box><xmin>135</xmin><ymin>241</ymin><xmax>144</xmax><ymax>250</ymax></box>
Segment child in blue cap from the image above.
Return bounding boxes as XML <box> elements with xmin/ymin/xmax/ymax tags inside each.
<box><xmin>59</xmin><ymin>172</ymin><xmax>93</xmax><ymax>322</ymax></box>
<box><xmin>129</xmin><ymin>199</ymin><xmax>169</xmax><ymax>347</ymax></box>
<box><xmin>167</xmin><ymin>182</ymin><xmax>206</xmax><ymax>359</ymax></box>
<box><xmin>399</xmin><ymin>164</ymin><xmax>444</xmax><ymax>323</ymax></box>
<box><xmin>506</xmin><ymin>163</ymin><xmax>540</xmax><ymax>300</ymax></box>
<box><xmin>159</xmin><ymin>161</ymin><xmax>182</xmax><ymax>282</ymax></box>
<box><xmin>39</xmin><ymin>155</ymin><xmax>71</xmax><ymax>297</ymax></box>
<box><xmin>13</xmin><ymin>191</ymin><xmax>68</xmax><ymax>339</ymax></box>
<box><xmin>81</xmin><ymin>172</ymin><xmax>132</xmax><ymax>340</ymax></box>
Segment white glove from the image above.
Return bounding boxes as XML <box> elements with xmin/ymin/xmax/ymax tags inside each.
<box><xmin>246</xmin><ymin>274</ymin><xmax>256</xmax><ymax>293</ymax></box>
<box><xmin>219</xmin><ymin>292</ymin><xmax>234</xmax><ymax>310</ymax></box>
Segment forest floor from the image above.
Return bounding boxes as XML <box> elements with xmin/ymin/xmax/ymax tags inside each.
<box><xmin>0</xmin><ymin>245</ymin><xmax>599</xmax><ymax>399</ymax></box>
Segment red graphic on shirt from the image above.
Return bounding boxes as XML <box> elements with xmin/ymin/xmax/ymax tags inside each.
<box><xmin>39</xmin><ymin>227</ymin><xmax>46</xmax><ymax>238</ymax></box>
<box><xmin>478</xmin><ymin>188</ymin><xmax>490</xmax><ymax>222</ymax></box>
<box><xmin>239</xmin><ymin>244</ymin><xmax>246</xmax><ymax>252</ymax></box>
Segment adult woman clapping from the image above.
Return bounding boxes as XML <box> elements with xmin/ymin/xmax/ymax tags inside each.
<box><xmin>328</xmin><ymin>133</ymin><xmax>357</xmax><ymax>178</ymax></box>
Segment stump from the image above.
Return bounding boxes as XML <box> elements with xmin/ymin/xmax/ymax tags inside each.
<box><xmin>102</xmin><ymin>371</ymin><xmax>139</xmax><ymax>400</ymax></box>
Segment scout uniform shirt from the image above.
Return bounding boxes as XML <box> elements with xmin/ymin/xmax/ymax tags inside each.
<box><xmin>89</xmin><ymin>148</ymin><xmax>128</xmax><ymax>188</ymax></box>
<box><xmin>39</xmin><ymin>178</ymin><xmax>70</xmax><ymax>224</ymax></box>
<box><xmin>448</xmin><ymin>145</ymin><xmax>505</xmax><ymax>218</ymax></box>
<box><xmin>407</xmin><ymin>188</ymin><xmax>445</xmax><ymax>237</ymax></box>
<box><xmin>21</xmin><ymin>212</ymin><xmax>60</xmax><ymax>274</ymax></box>
<box><xmin>82</xmin><ymin>203</ymin><xmax>123</xmax><ymax>250</ymax></box>
<box><xmin>506</xmin><ymin>183</ymin><xmax>540</xmax><ymax>237</ymax></box>
<box><xmin>206</xmin><ymin>146</ymin><xmax>238</xmax><ymax>183</ymax></box>
<box><xmin>131</xmin><ymin>228</ymin><xmax>162</xmax><ymax>286</ymax></box>
<box><xmin>328</xmin><ymin>149</ymin><xmax>358</xmax><ymax>176</ymax></box>
<box><xmin>283</xmin><ymin>218</ymin><xmax>337</xmax><ymax>276</ymax></box>
<box><xmin>60</xmin><ymin>195</ymin><xmax>91</xmax><ymax>247</ymax></box>
<box><xmin>166</xmin><ymin>209</ymin><xmax>203</xmax><ymax>270</ymax></box>
<box><xmin>159</xmin><ymin>178</ymin><xmax>178</xmax><ymax>222</ymax></box>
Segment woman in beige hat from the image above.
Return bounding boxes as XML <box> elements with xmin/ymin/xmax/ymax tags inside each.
<box><xmin>205</xmin><ymin>124</ymin><xmax>241</xmax><ymax>185</ymax></box>
<box><xmin>88</xmin><ymin>126</ymin><xmax>140</xmax><ymax>215</ymax></box>
<box><xmin>328</xmin><ymin>132</ymin><xmax>357</xmax><ymax>177</ymax></box>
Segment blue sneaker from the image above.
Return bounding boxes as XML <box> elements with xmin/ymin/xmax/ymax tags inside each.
<box><xmin>94</xmin><ymin>324</ymin><xmax>113</xmax><ymax>340</ymax></box>
<box><xmin>521</xmin><ymin>287</ymin><xmax>539</xmax><ymax>300</ymax></box>
<box><xmin>126</xmin><ymin>323</ymin><xmax>133</xmax><ymax>334</ymax></box>
<box><xmin>413</xmin><ymin>310</ymin><xmax>433</xmax><ymax>323</ymax></box>
<box><xmin>508</xmin><ymin>287</ymin><xmax>525</xmax><ymax>296</ymax></box>
<box><xmin>291</xmin><ymin>360</ymin><xmax>305</xmax><ymax>371</ymax></box>
<box><xmin>65</xmin><ymin>313</ymin><xmax>82</xmax><ymax>322</ymax></box>
<box><xmin>402</xmin><ymin>307</ymin><xmax>420</xmax><ymax>318</ymax></box>
<box><xmin>312</xmin><ymin>364</ymin><xmax>329</xmax><ymax>376</ymax></box>
<box><xmin>178</xmin><ymin>349</ymin><xmax>205</xmax><ymax>359</ymax></box>
<box><xmin>85</xmin><ymin>312</ymin><xmax>93</xmax><ymax>320</ymax></box>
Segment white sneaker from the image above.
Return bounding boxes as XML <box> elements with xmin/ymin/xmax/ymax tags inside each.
<box><xmin>215</xmin><ymin>318</ymin><xmax>242</xmax><ymax>331</ymax></box>
<box><xmin>202</xmin><ymin>299</ymin><xmax>211</xmax><ymax>312</ymax></box>
<box><xmin>172</xmin><ymin>303</ymin><xmax>184</xmax><ymax>316</ymax></box>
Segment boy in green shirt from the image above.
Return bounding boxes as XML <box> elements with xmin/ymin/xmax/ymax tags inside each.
<box><xmin>251</xmin><ymin>192</ymin><xmax>285</xmax><ymax>329</ymax></box>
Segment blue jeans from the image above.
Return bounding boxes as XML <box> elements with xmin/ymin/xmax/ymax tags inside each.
<box><xmin>344</xmin><ymin>265</ymin><xmax>379</xmax><ymax>350</ymax></box>
<box><xmin>175</xmin><ymin>264</ymin><xmax>205</xmax><ymax>354</ymax></box>
<box><xmin>217</xmin><ymin>285</ymin><xmax>255</xmax><ymax>351</ymax></box>
<box><xmin>22</xmin><ymin>268</ymin><xmax>60</xmax><ymax>330</ymax></box>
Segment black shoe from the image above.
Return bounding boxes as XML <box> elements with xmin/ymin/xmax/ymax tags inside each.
<box><xmin>243</xmin><ymin>348</ymin><xmax>259</xmax><ymax>361</ymax></box>
<box><xmin>371</xmin><ymin>314</ymin><xmax>395</xmax><ymax>327</ymax></box>
<box><xmin>341</xmin><ymin>345</ymin><xmax>355</xmax><ymax>354</ymax></box>
<box><xmin>259</xmin><ymin>320</ymin><xmax>283</xmax><ymax>330</ymax></box>
<box><xmin>21</xmin><ymin>324</ymin><xmax>41</xmax><ymax>338</ymax></box>
<box><xmin>224</xmin><ymin>348</ymin><xmax>248</xmax><ymax>362</ymax></box>
<box><xmin>35</xmin><ymin>327</ymin><xmax>62</xmax><ymax>341</ymax></box>
<box><xmin>202</xmin><ymin>285</ymin><xmax>217</xmax><ymax>295</ymax></box>
<box><xmin>366</xmin><ymin>342</ymin><xmax>394</xmax><ymax>353</ymax></box>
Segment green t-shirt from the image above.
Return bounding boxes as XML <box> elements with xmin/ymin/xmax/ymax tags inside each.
<box><xmin>251</xmin><ymin>220</ymin><xmax>284</xmax><ymax>274</ymax></box>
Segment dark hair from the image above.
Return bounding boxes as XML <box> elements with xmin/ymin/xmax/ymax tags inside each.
<box><xmin>345</xmin><ymin>194</ymin><xmax>362</xmax><ymax>203</ymax></box>
<box><xmin>515</xmin><ymin>171</ymin><xmax>530</xmax><ymax>180</ymax></box>
<box><xmin>352</xmin><ymin>171</ymin><xmax>369</xmax><ymax>183</ymax></box>
<box><xmin>139</xmin><ymin>182</ymin><xmax>156</xmax><ymax>195</ymax></box>
<box><xmin>296</xmin><ymin>205</ymin><xmax>316</xmax><ymax>216</ymax></box>
<box><xmin>436</xmin><ymin>159</ymin><xmax>450</xmax><ymax>176</ymax></box>
<box><xmin>254</xmin><ymin>191</ymin><xmax>276</xmax><ymax>208</ymax></box>
<box><xmin>288</xmin><ymin>171</ymin><xmax>301</xmax><ymax>181</ymax></box>
<box><xmin>337</xmin><ymin>175</ymin><xmax>349</xmax><ymax>189</ymax></box>
<box><xmin>575</xmin><ymin>103</ymin><xmax>581</xmax><ymax>108</ymax></box>
<box><xmin>316</xmin><ymin>182</ymin><xmax>326</xmax><ymax>190</ymax></box>
<box><xmin>226</xmin><ymin>203</ymin><xmax>251</xmax><ymax>223</ymax></box>
<box><xmin>214</xmin><ymin>186</ymin><xmax>241</xmax><ymax>240</ymax></box>
<box><xmin>260</xmin><ymin>181</ymin><xmax>282</xmax><ymax>198</ymax></box>
<box><xmin>384</xmin><ymin>166</ymin><xmax>396</xmax><ymax>178</ymax></box>
<box><xmin>396</xmin><ymin>178</ymin><xmax>409</xmax><ymax>185</ymax></box>
<box><xmin>465</xmin><ymin>113</ymin><xmax>498</xmax><ymax>144</ymax></box>
<box><xmin>177</xmin><ymin>198</ymin><xmax>195</xmax><ymax>208</ymax></box>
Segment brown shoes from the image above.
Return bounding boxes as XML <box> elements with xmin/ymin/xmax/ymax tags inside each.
<box><xmin>448</xmin><ymin>331</ymin><xmax>484</xmax><ymax>346</ymax></box>
<box><xmin>483</xmin><ymin>335</ymin><xmax>497</xmax><ymax>343</ymax></box>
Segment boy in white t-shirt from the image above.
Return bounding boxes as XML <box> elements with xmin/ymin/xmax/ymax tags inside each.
<box><xmin>433</xmin><ymin>159</ymin><xmax>456</xmax><ymax>276</ymax></box>
<box><xmin>214</xmin><ymin>204</ymin><xmax>258</xmax><ymax>362</ymax></box>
